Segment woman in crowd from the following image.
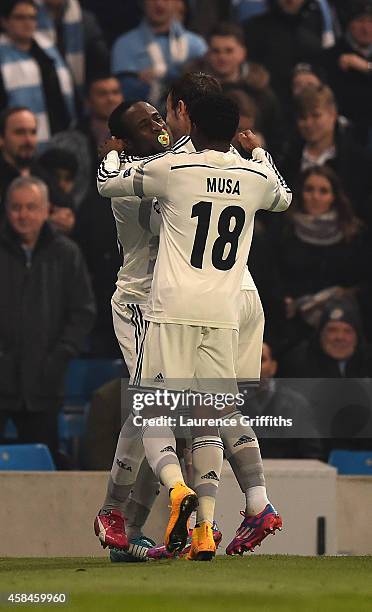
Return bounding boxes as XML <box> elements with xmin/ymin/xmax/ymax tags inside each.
<box><xmin>272</xmin><ymin>165</ymin><xmax>368</xmax><ymax>347</ymax></box>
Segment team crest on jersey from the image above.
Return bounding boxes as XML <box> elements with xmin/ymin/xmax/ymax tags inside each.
<box><xmin>123</xmin><ymin>168</ymin><xmax>132</xmax><ymax>178</ymax></box>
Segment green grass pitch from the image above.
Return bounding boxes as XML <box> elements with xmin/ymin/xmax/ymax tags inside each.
<box><xmin>0</xmin><ymin>556</ymin><xmax>371</xmax><ymax>612</ymax></box>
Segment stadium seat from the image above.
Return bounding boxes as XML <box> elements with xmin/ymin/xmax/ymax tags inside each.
<box><xmin>64</xmin><ymin>358</ymin><xmax>124</xmax><ymax>406</ymax></box>
<box><xmin>60</xmin><ymin>359</ymin><xmax>124</xmax><ymax>467</ymax></box>
<box><xmin>329</xmin><ymin>450</ymin><xmax>372</xmax><ymax>475</ymax></box>
<box><xmin>0</xmin><ymin>444</ymin><xmax>56</xmax><ymax>471</ymax></box>
<box><xmin>58</xmin><ymin>409</ymin><xmax>89</xmax><ymax>468</ymax></box>
<box><xmin>59</xmin><ymin>408</ymin><xmax>89</xmax><ymax>439</ymax></box>
<box><xmin>3</xmin><ymin>418</ymin><xmax>18</xmax><ymax>440</ymax></box>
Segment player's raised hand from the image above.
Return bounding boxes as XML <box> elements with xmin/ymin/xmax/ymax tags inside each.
<box><xmin>98</xmin><ymin>137</ymin><xmax>126</xmax><ymax>159</ymax></box>
<box><xmin>238</xmin><ymin>130</ymin><xmax>262</xmax><ymax>153</ymax></box>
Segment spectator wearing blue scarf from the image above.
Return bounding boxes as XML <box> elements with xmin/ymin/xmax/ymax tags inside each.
<box><xmin>0</xmin><ymin>0</ymin><xmax>75</xmax><ymax>148</ymax></box>
<box><xmin>35</xmin><ymin>0</ymin><xmax>109</xmax><ymax>92</ymax></box>
<box><xmin>111</xmin><ymin>0</ymin><xmax>207</xmax><ymax>106</ymax></box>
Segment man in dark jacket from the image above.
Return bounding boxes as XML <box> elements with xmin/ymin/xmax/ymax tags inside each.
<box><xmin>280</xmin><ymin>297</ymin><xmax>372</xmax><ymax>378</ymax></box>
<box><xmin>323</xmin><ymin>0</ymin><xmax>372</xmax><ymax>145</ymax></box>
<box><xmin>0</xmin><ymin>175</ymin><xmax>95</xmax><ymax>463</ymax></box>
<box><xmin>243</xmin><ymin>0</ymin><xmax>335</xmax><ymax>105</ymax></box>
<box><xmin>73</xmin><ymin>184</ymin><xmax>122</xmax><ymax>357</ymax></box>
<box><xmin>246</xmin><ymin>342</ymin><xmax>323</xmax><ymax>459</ymax></box>
<box><xmin>280</xmin><ymin>298</ymin><xmax>372</xmax><ymax>456</ymax></box>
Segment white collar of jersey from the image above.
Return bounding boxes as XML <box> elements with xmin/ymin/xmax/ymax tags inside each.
<box><xmin>172</xmin><ymin>138</ymin><xmax>238</xmax><ymax>157</ymax></box>
<box><xmin>192</xmin><ymin>148</ymin><xmax>238</xmax><ymax>165</ymax></box>
<box><xmin>172</xmin><ymin>134</ymin><xmax>193</xmax><ymax>152</ymax></box>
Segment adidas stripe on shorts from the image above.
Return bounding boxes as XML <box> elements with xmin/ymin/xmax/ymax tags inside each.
<box><xmin>112</xmin><ymin>301</ymin><xmax>146</xmax><ymax>377</ymax></box>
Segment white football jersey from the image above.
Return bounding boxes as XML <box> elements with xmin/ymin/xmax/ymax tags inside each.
<box><xmin>149</xmin><ymin>145</ymin><xmax>258</xmax><ymax>292</ymax></box>
<box><xmin>100</xmin><ymin>146</ymin><xmax>292</xmax><ymax>329</ymax></box>
<box><xmin>110</xmin><ymin>197</ymin><xmax>158</xmax><ymax>307</ymax></box>
<box><xmin>97</xmin><ymin>136</ymin><xmax>192</xmax><ymax>307</ymax></box>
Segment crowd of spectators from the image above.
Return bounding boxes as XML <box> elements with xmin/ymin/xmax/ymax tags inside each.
<box><xmin>1</xmin><ymin>0</ymin><xmax>372</xmax><ymax>464</ymax></box>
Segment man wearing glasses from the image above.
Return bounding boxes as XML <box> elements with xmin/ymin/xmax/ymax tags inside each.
<box><xmin>0</xmin><ymin>0</ymin><xmax>76</xmax><ymax>147</ymax></box>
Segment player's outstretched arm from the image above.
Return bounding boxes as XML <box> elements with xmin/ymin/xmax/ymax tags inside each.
<box><xmin>97</xmin><ymin>148</ymin><xmax>142</xmax><ymax>198</ymax></box>
<box><xmin>97</xmin><ymin>140</ymin><xmax>171</xmax><ymax>201</ymax></box>
<box><xmin>97</xmin><ymin>149</ymin><xmax>120</xmax><ymax>197</ymax></box>
<box><xmin>238</xmin><ymin>130</ymin><xmax>292</xmax><ymax>212</ymax></box>
<box><xmin>98</xmin><ymin>151</ymin><xmax>171</xmax><ymax>200</ymax></box>
<box><xmin>253</xmin><ymin>147</ymin><xmax>292</xmax><ymax>212</ymax></box>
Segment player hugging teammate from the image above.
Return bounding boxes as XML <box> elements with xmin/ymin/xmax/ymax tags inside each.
<box><xmin>94</xmin><ymin>73</ymin><xmax>291</xmax><ymax>561</ymax></box>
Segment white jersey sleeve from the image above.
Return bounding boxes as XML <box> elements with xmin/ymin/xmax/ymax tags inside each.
<box><xmin>97</xmin><ymin>150</ymin><xmax>133</xmax><ymax>197</ymax></box>
<box><xmin>99</xmin><ymin>152</ymin><xmax>172</xmax><ymax>201</ymax></box>
<box><xmin>97</xmin><ymin>137</ymin><xmax>193</xmax><ymax>198</ymax></box>
<box><xmin>251</xmin><ymin>148</ymin><xmax>292</xmax><ymax>212</ymax></box>
<box><xmin>97</xmin><ymin>150</ymin><xmax>172</xmax><ymax>201</ymax></box>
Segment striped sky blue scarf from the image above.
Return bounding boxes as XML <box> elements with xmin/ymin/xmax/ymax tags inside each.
<box><xmin>0</xmin><ymin>33</ymin><xmax>75</xmax><ymax>148</ymax></box>
<box><xmin>140</xmin><ymin>19</ymin><xmax>189</xmax><ymax>105</ymax></box>
<box><xmin>317</xmin><ymin>0</ymin><xmax>335</xmax><ymax>48</ymax></box>
<box><xmin>35</xmin><ymin>0</ymin><xmax>85</xmax><ymax>90</ymax></box>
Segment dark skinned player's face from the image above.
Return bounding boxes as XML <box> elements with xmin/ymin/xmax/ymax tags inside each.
<box><xmin>125</xmin><ymin>102</ymin><xmax>171</xmax><ymax>156</ymax></box>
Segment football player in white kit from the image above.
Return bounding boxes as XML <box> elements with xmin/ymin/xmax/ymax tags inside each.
<box><xmin>94</xmin><ymin>81</ymin><xmax>223</xmax><ymax>562</ymax></box>
<box><xmin>94</xmin><ymin>99</ymin><xmax>176</xmax><ymax>560</ymax></box>
<box><xmin>97</xmin><ymin>89</ymin><xmax>291</xmax><ymax>560</ymax></box>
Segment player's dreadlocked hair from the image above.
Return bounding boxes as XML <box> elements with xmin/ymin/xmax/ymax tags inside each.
<box><xmin>189</xmin><ymin>93</ymin><xmax>240</xmax><ymax>142</ymax></box>
<box><xmin>168</xmin><ymin>73</ymin><xmax>222</xmax><ymax>112</ymax></box>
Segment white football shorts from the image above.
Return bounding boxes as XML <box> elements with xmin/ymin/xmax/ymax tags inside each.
<box><xmin>132</xmin><ymin>321</ymin><xmax>239</xmax><ymax>396</ymax></box>
<box><xmin>237</xmin><ymin>290</ymin><xmax>265</xmax><ymax>383</ymax></box>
